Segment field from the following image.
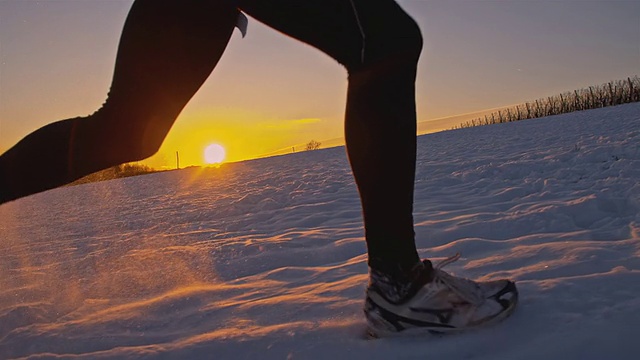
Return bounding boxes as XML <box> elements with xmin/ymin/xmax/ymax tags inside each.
<box><xmin>1</xmin><ymin>103</ymin><xmax>639</xmax><ymax>359</ymax></box>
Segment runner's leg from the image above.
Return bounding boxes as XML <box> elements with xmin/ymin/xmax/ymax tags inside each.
<box><xmin>240</xmin><ymin>0</ymin><xmax>423</xmax><ymax>272</ymax></box>
<box><xmin>0</xmin><ymin>0</ymin><xmax>238</xmax><ymax>203</ymax></box>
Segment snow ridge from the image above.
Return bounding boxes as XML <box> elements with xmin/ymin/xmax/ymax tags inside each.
<box><xmin>1</xmin><ymin>103</ymin><xmax>639</xmax><ymax>359</ymax></box>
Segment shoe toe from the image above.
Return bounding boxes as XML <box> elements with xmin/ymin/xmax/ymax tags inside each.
<box><xmin>479</xmin><ymin>280</ymin><xmax>517</xmax><ymax>301</ymax></box>
<box><xmin>484</xmin><ymin>280</ymin><xmax>518</xmax><ymax>311</ymax></box>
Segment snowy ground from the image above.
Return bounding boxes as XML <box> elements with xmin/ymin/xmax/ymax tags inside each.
<box><xmin>1</xmin><ymin>103</ymin><xmax>639</xmax><ymax>359</ymax></box>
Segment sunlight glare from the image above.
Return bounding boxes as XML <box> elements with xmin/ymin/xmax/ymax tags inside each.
<box><xmin>204</xmin><ymin>144</ymin><xmax>226</xmax><ymax>164</ymax></box>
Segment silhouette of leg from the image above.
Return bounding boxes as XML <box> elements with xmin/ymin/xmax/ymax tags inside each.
<box><xmin>0</xmin><ymin>0</ymin><xmax>238</xmax><ymax>204</ymax></box>
<box><xmin>240</xmin><ymin>0</ymin><xmax>423</xmax><ymax>271</ymax></box>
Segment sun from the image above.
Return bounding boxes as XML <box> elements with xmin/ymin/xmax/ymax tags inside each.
<box><xmin>204</xmin><ymin>143</ymin><xmax>226</xmax><ymax>164</ymax></box>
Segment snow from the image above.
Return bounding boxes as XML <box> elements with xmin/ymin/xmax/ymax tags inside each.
<box><xmin>1</xmin><ymin>103</ymin><xmax>639</xmax><ymax>359</ymax></box>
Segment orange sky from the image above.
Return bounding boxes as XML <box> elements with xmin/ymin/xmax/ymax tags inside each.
<box><xmin>1</xmin><ymin>1</ymin><xmax>638</xmax><ymax>168</ymax></box>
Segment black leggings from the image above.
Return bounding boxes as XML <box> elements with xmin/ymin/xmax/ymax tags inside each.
<box><xmin>0</xmin><ymin>0</ymin><xmax>423</xmax><ymax>271</ymax></box>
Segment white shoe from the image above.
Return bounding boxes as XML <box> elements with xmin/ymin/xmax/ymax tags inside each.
<box><xmin>364</xmin><ymin>254</ymin><xmax>518</xmax><ymax>337</ymax></box>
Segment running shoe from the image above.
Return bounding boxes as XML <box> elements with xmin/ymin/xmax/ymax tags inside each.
<box><xmin>364</xmin><ymin>253</ymin><xmax>518</xmax><ymax>337</ymax></box>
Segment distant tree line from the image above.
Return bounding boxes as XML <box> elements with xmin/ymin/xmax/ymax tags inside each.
<box><xmin>70</xmin><ymin>163</ymin><xmax>157</xmax><ymax>185</ymax></box>
<box><xmin>306</xmin><ymin>139</ymin><xmax>321</xmax><ymax>151</ymax></box>
<box><xmin>453</xmin><ymin>76</ymin><xmax>640</xmax><ymax>129</ymax></box>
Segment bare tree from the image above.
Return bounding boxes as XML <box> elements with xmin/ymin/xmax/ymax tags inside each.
<box><xmin>455</xmin><ymin>76</ymin><xmax>640</xmax><ymax>130</ymax></box>
<box><xmin>306</xmin><ymin>140</ymin><xmax>321</xmax><ymax>151</ymax></box>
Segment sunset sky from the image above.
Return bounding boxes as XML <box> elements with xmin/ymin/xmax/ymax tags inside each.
<box><xmin>1</xmin><ymin>0</ymin><xmax>638</xmax><ymax>168</ymax></box>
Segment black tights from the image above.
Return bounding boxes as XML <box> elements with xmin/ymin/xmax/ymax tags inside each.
<box><xmin>0</xmin><ymin>0</ymin><xmax>423</xmax><ymax>271</ymax></box>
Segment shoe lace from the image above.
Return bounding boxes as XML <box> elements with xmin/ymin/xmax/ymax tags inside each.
<box><xmin>432</xmin><ymin>253</ymin><xmax>485</xmax><ymax>306</ymax></box>
<box><xmin>435</xmin><ymin>252</ymin><xmax>462</xmax><ymax>270</ymax></box>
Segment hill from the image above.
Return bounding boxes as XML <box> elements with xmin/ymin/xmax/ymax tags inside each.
<box><xmin>1</xmin><ymin>103</ymin><xmax>639</xmax><ymax>359</ymax></box>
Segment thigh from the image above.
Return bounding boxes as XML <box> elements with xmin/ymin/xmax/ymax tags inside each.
<box><xmin>238</xmin><ymin>0</ymin><xmax>418</xmax><ymax>69</ymax></box>
<box><xmin>105</xmin><ymin>0</ymin><xmax>238</xmax><ymax>132</ymax></box>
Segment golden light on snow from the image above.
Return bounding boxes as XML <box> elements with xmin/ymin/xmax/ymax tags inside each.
<box><xmin>204</xmin><ymin>144</ymin><xmax>226</xmax><ymax>164</ymax></box>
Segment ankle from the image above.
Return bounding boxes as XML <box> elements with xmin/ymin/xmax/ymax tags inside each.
<box><xmin>368</xmin><ymin>257</ymin><xmax>421</xmax><ymax>278</ymax></box>
<box><xmin>368</xmin><ymin>259</ymin><xmax>434</xmax><ymax>304</ymax></box>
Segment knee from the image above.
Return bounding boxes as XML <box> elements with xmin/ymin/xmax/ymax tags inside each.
<box><xmin>347</xmin><ymin>13</ymin><xmax>423</xmax><ymax>73</ymax></box>
<box><xmin>113</xmin><ymin>121</ymin><xmax>167</xmax><ymax>163</ymax></box>
<box><xmin>80</xmin><ymin>107</ymin><xmax>170</xmax><ymax>165</ymax></box>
